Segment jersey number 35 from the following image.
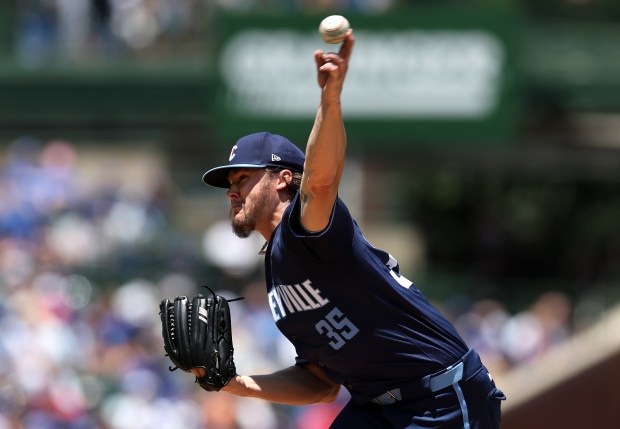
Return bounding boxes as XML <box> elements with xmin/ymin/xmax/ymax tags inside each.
<box><xmin>315</xmin><ymin>307</ymin><xmax>360</xmax><ymax>350</ymax></box>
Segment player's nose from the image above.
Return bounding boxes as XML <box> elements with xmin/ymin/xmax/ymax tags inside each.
<box><xmin>226</xmin><ymin>186</ymin><xmax>239</xmax><ymax>200</ymax></box>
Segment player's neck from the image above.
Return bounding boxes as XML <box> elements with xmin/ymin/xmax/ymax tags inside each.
<box><xmin>256</xmin><ymin>201</ymin><xmax>288</xmax><ymax>242</ymax></box>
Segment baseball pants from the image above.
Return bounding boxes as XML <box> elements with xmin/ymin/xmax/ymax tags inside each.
<box><xmin>329</xmin><ymin>350</ymin><xmax>505</xmax><ymax>429</ymax></box>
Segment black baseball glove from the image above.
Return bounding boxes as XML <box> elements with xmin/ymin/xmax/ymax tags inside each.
<box><xmin>160</xmin><ymin>286</ymin><xmax>242</xmax><ymax>391</ymax></box>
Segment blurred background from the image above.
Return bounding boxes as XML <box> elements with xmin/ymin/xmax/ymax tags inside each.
<box><xmin>1</xmin><ymin>1</ymin><xmax>619</xmax><ymax>428</ymax></box>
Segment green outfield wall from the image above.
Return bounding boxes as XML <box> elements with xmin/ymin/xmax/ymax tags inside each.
<box><xmin>0</xmin><ymin>6</ymin><xmax>619</xmax><ymax>148</ymax></box>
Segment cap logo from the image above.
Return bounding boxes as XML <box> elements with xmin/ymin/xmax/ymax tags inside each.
<box><xmin>271</xmin><ymin>154</ymin><xmax>281</xmax><ymax>161</ymax></box>
<box><xmin>229</xmin><ymin>145</ymin><xmax>238</xmax><ymax>161</ymax></box>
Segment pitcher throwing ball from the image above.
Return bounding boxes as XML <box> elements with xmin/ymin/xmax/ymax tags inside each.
<box><xmin>178</xmin><ymin>28</ymin><xmax>505</xmax><ymax>428</ymax></box>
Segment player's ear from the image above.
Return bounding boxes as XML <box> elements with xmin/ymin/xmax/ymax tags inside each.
<box><xmin>275</xmin><ymin>169</ymin><xmax>293</xmax><ymax>191</ymax></box>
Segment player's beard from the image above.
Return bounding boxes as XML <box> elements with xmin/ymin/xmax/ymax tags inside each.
<box><xmin>230</xmin><ymin>179</ymin><xmax>271</xmax><ymax>238</ymax></box>
<box><xmin>231</xmin><ymin>205</ymin><xmax>256</xmax><ymax>238</ymax></box>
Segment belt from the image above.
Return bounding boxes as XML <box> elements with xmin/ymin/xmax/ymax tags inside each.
<box><xmin>371</xmin><ymin>349</ymin><xmax>479</xmax><ymax>406</ymax></box>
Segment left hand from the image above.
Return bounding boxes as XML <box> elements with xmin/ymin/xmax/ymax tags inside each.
<box><xmin>192</xmin><ymin>368</ymin><xmax>206</xmax><ymax>377</ymax></box>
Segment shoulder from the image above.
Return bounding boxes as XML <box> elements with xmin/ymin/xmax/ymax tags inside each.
<box><xmin>274</xmin><ymin>194</ymin><xmax>356</xmax><ymax>263</ymax></box>
<box><xmin>285</xmin><ymin>193</ymin><xmax>353</xmax><ymax>237</ymax></box>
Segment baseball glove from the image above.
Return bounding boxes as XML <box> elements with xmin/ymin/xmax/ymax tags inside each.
<box><xmin>160</xmin><ymin>286</ymin><xmax>242</xmax><ymax>391</ymax></box>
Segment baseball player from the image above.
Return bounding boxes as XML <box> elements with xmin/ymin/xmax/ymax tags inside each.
<box><xmin>199</xmin><ymin>30</ymin><xmax>505</xmax><ymax>428</ymax></box>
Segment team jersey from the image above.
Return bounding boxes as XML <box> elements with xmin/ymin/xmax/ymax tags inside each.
<box><xmin>264</xmin><ymin>193</ymin><xmax>469</xmax><ymax>403</ymax></box>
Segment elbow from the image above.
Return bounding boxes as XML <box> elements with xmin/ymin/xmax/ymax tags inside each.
<box><xmin>316</xmin><ymin>383</ymin><xmax>341</xmax><ymax>404</ymax></box>
<box><xmin>300</xmin><ymin>362</ymin><xmax>341</xmax><ymax>404</ymax></box>
<box><xmin>306</xmin><ymin>177</ymin><xmax>336</xmax><ymax>198</ymax></box>
<box><xmin>304</xmin><ymin>162</ymin><xmax>343</xmax><ymax>197</ymax></box>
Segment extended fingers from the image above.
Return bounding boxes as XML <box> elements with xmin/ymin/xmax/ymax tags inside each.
<box><xmin>338</xmin><ymin>29</ymin><xmax>354</xmax><ymax>60</ymax></box>
<box><xmin>316</xmin><ymin>30</ymin><xmax>353</xmax><ymax>71</ymax></box>
<box><xmin>314</xmin><ymin>31</ymin><xmax>353</xmax><ymax>89</ymax></box>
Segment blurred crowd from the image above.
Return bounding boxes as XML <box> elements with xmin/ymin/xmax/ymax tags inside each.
<box><xmin>12</xmin><ymin>0</ymin><xmax>398</xmax><ymax>68</ymax></box>
<box><xmin>0</xmin><ymin>136</ymin><xmax>581</xmax><ymax>428</ymax></box>
<box><xmin>448</xmin><ymin>291</ymin><xmax>573</xmax><ymax>378</ymax></box>
<box><xmin>14</xmin><ymin>0</ymin><xmax>205</xmax><ymax>66</ymax></box>
<box><xmin>0</xmin><ymin>136</ymin><xmax>348</xmax><ymax>429</ymax></box>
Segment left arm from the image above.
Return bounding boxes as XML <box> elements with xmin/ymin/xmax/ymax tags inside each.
<box><xmin>192</xmin><ymin>364</ymin><xmax>340</xmax><ymax>405</ymax></box>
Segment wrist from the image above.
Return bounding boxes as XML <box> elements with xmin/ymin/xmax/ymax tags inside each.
<box><xmin>221</xmin><ymin>374</ymin><xmax>244</xmax><ymax>395</ymax></box>
<box><xmin>321</xmin><ymin>99</ymin><xmax>342</xmax><ymax>113</ymax></box>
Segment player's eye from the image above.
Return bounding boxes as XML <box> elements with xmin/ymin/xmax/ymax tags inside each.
<box><xmin>229</xmin><ymin>171</ymin><xmax>246</xmax><ymax>185</ymax></box>
<box><xmin>230</xmin><ymin>174</ymin><xmax>248</xmax><ymax>187</ymax></box>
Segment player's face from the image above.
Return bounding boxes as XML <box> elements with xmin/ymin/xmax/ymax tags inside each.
<box><xmin>227</xmin><ymin>168</ymin><xmax>277</xmax><ymax>238</ymax></box>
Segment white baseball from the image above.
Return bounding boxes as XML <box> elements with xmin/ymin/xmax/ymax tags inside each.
<box><xmin>318</xmin><ymin>15</ymin><xmax>350</xmax><ymax>44</ymax></box>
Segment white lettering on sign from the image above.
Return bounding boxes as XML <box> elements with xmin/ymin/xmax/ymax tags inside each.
<box><xmin>219</xmin><ymin>29</ymin><xmax>504</xmax><ymax>119</ymax></box>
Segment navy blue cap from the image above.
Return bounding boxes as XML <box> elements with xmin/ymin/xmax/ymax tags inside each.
<box><xmin>202</xmin><ymin>132</ymin><xmax>305</xmax><ymax>188</ymax></box>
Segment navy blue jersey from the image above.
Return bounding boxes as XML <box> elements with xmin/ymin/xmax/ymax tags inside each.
<box><xmin>264</xmin><ymin>193</ymin><xmax>469</xmax><ymax>403</ymax></box>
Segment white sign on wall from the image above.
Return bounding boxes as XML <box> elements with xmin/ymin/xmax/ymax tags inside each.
<box><xmin>219</xmin><ymin>29</ymin><xmax>505</xmax><ymax>120</ymax></box>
